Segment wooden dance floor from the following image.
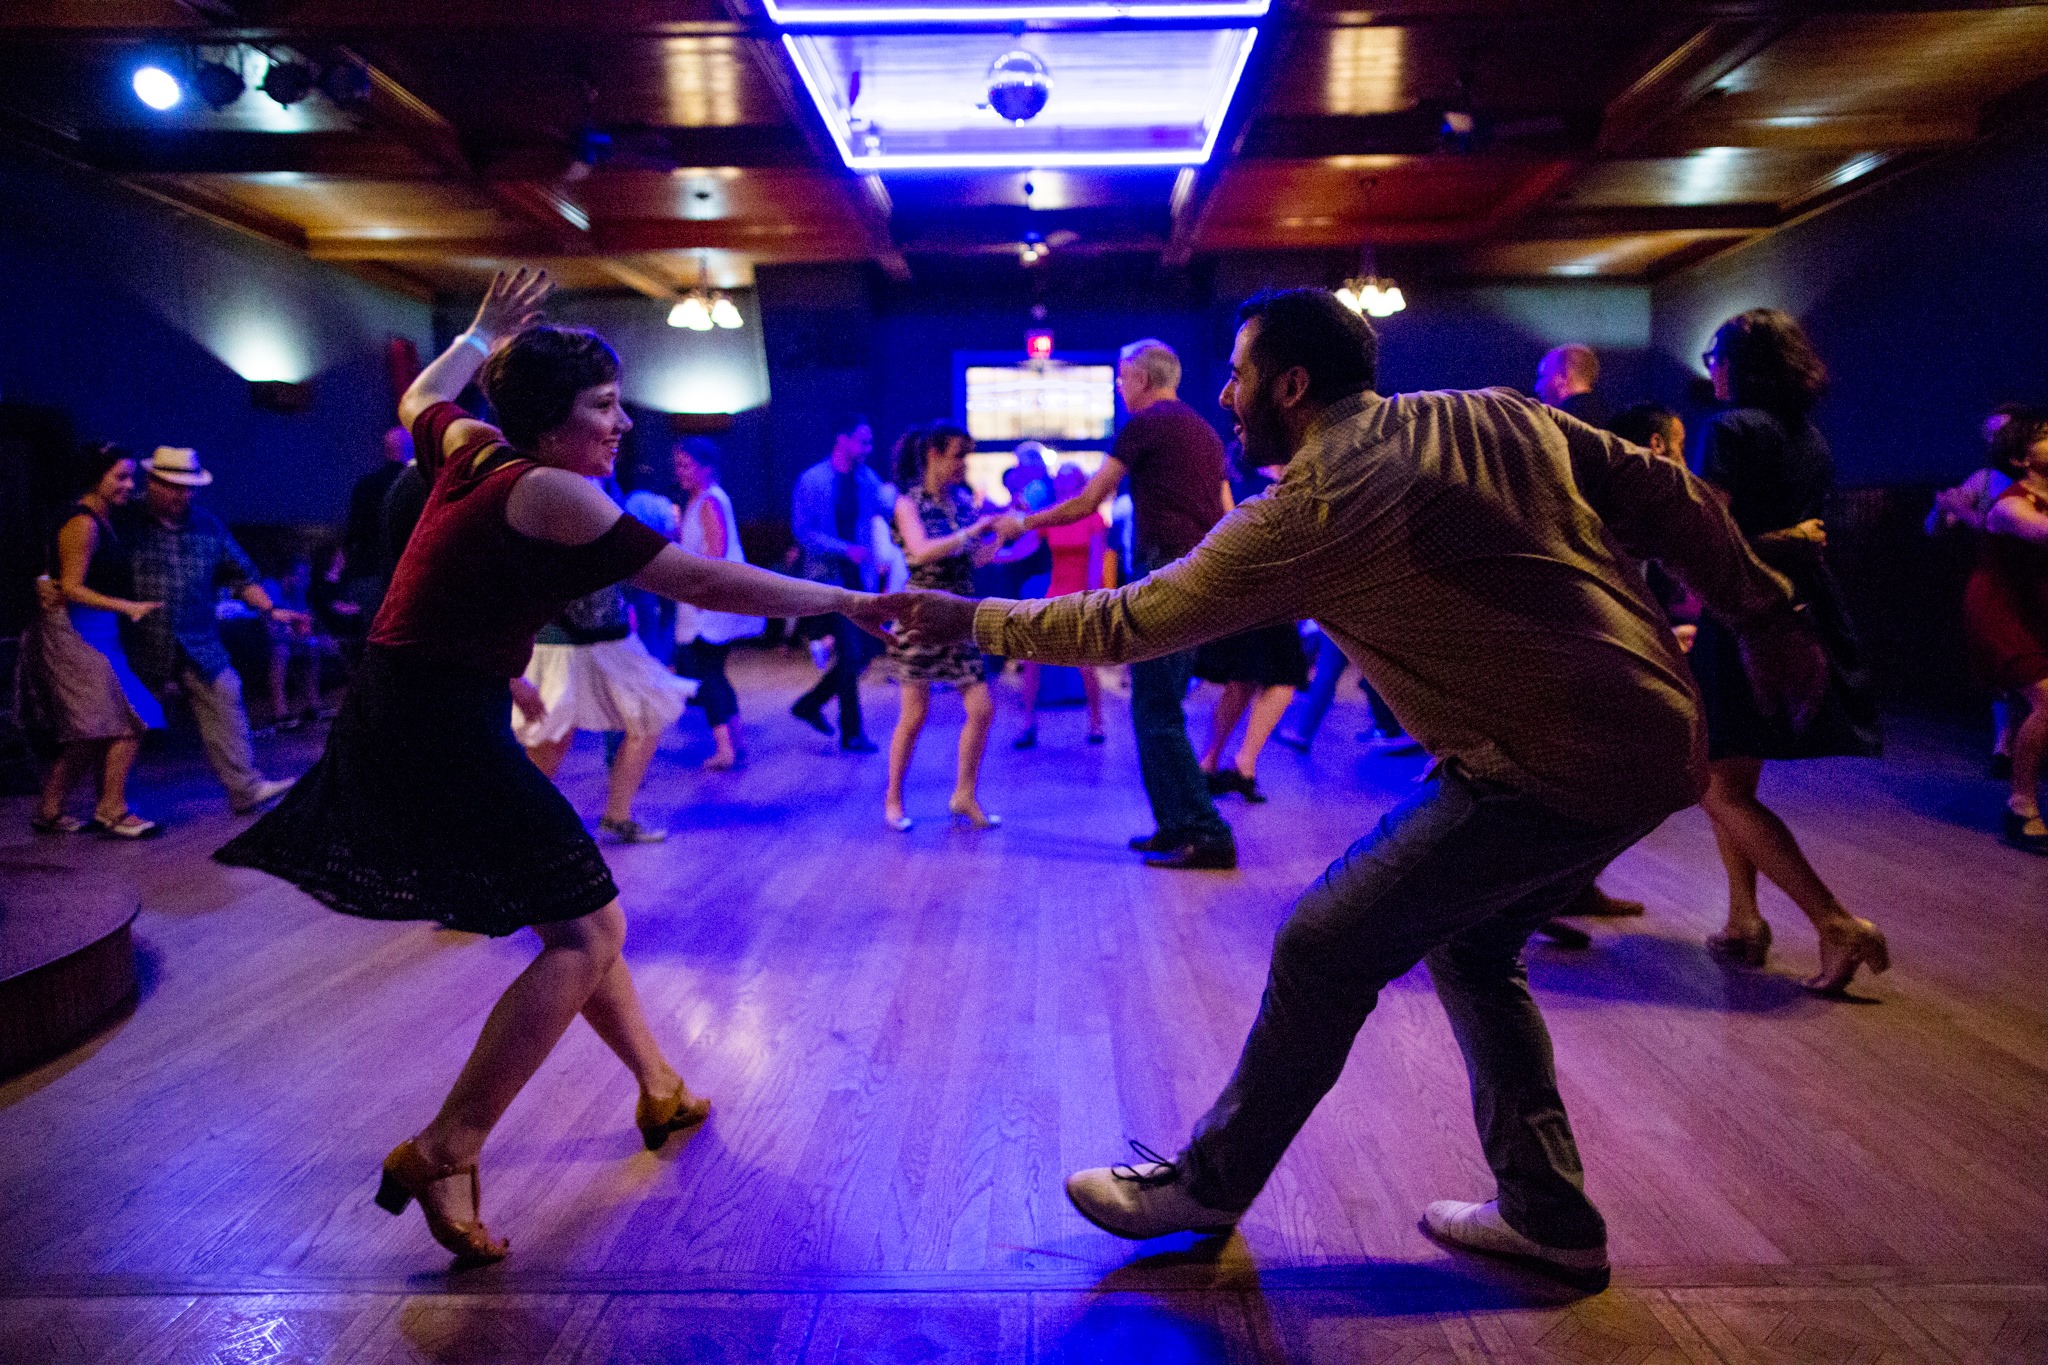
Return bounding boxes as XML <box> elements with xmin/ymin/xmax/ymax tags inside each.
<box><xmin>3</xmin><ymin>651</ymin><xmax>2045</xmax><ymax>1363</ymax></box>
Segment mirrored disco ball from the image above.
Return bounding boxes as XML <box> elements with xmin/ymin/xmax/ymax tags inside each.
<box><xmin>987</xmin><ymin>50</ymin><xmax>1051</xmax><ymax>123</ymax></box>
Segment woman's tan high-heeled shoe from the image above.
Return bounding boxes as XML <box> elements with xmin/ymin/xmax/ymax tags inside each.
<box><xmin>374</xmin><ymin>1140</ymin><xmax>508</xmax><ymax>1266</ymax></box>
<box><xmin>1706</xmin><ymin>920</ymin><xmax>1772</xmax><ymax>968</ymax></box>
<box><xmin>1804</xmin><ymin>917</ymin><xmax>1890</xmax><ymax>996</ymax></box>
<box><xmin>636</xmin><ymin>1087</ymin><xmax>712</xmax><ymax>1151</ymax></box>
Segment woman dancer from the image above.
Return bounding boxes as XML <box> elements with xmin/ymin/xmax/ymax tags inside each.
<box><xmin>882</xmin><ymin>424</ymin><xmax>1001</xmax><ymax>830</ymax></box>
<box><xmin>1690</xmin><ymin>308</ymin><xmax>1888</xmax><ymax>993</ymax></box>
<box><xmin>218</xmin><ymin>270</ymin><xmax>896</xmax><ymax>1266</ymax></box>
<box><xmin>1963</xmin><ymin>407</ymin><xmax>2048</xmax><ymax>853</ymax></box>
<box><xmin>25</xmin><ymin>444</ymin><xmax>163</xmax><ymax>838</ymax></box>
<box><xmin>672</xmin><ymin>438</ymin><xmax>763</xmax><ymax>770</ymax></box>
<box><xmin>1013</xmin><ymin>465</ymin><xmax>1106</xmax><ymax>749</ymax></box>
<box><xmin>1194</xmin><ymin>451</ymin><xmax>1309</xmax><ymax>802</ymax></box>
<box><xmin>515</xmin><ymin>578</ymin><xmax>695</xmax><ymax>844</ymax></box>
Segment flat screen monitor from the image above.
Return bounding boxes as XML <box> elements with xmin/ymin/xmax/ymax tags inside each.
<box><xmin>964</xmin><ymin>361</ymin><xmax>1116</xmax><ymax>443</ymax></box>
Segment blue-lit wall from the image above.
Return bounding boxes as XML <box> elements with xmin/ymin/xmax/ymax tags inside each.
<box><xmin>1650</xmin><ymin>111</ymin><xmax>2048</xmax><ymax>488</ymax></box>
<box><xmin>0</xmin><ymin>142</ymin><xmax>434</xmax><ymax>525</ymax></box>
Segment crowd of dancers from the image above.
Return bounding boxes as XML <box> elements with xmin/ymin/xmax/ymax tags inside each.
<box><xmin>16</xmin><ymin>266</ymin><xmax>2047</xmax><ymax>1292</ymax></box>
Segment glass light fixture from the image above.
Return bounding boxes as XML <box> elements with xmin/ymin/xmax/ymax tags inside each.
<box><xmin>710</xmin><ymin>293</ymin><xmax>744</xmax><ymax>329</ymax></box>
<box><xmin>668</xmin><ymin>294</ymin><xmax>714</xmax><ymax>330</ymax></box>
<box><xmin>1336</xmin><ymin>274</ymin><xmax>1405</xmax><ymax>318</ymax></box>
<box><xmin>133</xmin><ymin>65</ymin><xmax>182</xmax><ymax>111</ymax></box>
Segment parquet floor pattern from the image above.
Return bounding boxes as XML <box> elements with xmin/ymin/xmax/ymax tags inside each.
<box><xmin>3</xmin><ymin>652</ymin><xmax>2043</xmax><ymax>1363</ymax></box>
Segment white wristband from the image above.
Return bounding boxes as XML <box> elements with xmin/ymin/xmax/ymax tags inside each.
<box><xmin>455</xmin><ymin>331</ymin><xmax>490</xmax><ymax>357</ymax></box>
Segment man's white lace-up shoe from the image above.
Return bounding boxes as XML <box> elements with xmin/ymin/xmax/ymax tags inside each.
<box><xmin>1422</xmin><ymin>1199</ymin><xmax>1610</xmax><ymax>1291</ymax></box>
<box><xmin>1064</xmin><ymin>1143</ymin><xmax>1241</xmax><ymax>1240</ymax></box>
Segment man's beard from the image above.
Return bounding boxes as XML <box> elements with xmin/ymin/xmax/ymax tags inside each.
<box><xmin>1237</xmin><ymin>387</ymin><xmax>1293</xmax><ymax>469</ymax></box>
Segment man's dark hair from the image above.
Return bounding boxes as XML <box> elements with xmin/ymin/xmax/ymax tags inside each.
<box><xmin>1235</xmin><ymin>289</ymin><xmax>1378</xmax><ymax>403</ymax></box>
<box><xmin>1987</xmin><ymin>405</ymin><xmax>2048</xmax><ymax>478</ymax></box>
<box><xmin>831</xmin><ymin>412</ymin><xmax>872</xmax><ymax>440</ymax></box>
<box><xmin>1611</xmin><ymin>402</ymin><xmax>1682</xmax><ymax>451</ymax></box>
<box><xmin>1708</xmin><ymin>308</ymin><xmax>1828</xmax><ymax>416</ymax></box>
<box><xmin>477</xmin><ymin>325</ymin><xmax>621</xmax><ymax>449</ymax></box>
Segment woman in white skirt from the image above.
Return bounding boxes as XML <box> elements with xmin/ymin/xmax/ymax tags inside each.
<box><xmin>671</xmin><ymin>439</ymin><xmax>763</xmax><ymax>770</ymax></box>
<box><xmin>24</xmin><ymin>445</ymin><xmax>165</xmax><ymax>838</ymax></box>
<box><xmin>514</xmin><ymin>581</ymin><xmax>696</xmax><ymax>843</ymax></box>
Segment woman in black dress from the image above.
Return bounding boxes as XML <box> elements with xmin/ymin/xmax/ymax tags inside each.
<box><xmin>1690</xmin><ymin>309</ymin><xmax>1888</xmax><ymax>994</ymax></box>
<box><xmin>218</xmin><ymin>270</ymin><xmax>898</xmax><ymax>1266</ymax></box>
<box><xmin>1194</xmin><ymin>450</ymin><xmax>1309</xmax><ymax>802</ymax></box>
<box><xmin>882</xmin><ymin>423</ymin><xmax>1001</xmax><ymax>830</ymax></box>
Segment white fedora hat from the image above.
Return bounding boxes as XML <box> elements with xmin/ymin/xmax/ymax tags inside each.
<box><xmin>141</xmin><ymin>447</ymin><xmax>214</xmax><ymax>487</ymax></box>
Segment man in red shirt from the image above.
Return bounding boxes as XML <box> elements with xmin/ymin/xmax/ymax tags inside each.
<box><xmin>998</xmin><ymin>339</ymin><xmax>1237</xmax><ymax>869</ymax></box>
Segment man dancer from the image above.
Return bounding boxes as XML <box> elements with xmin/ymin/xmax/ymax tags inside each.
<box><xmin>124</xmin><ymin>448</ymin><xmax>302</xmax><ymax>813</ymax></box>
<box><xmin>1536</xmin><ymin>343</ymin><xmax>1612</xmax><ymax>431</ymax></box>
<box><xmin>790</xmin><ymin>415</ymin><xmax>884</xmax><ymax>753</ymax></box>
<box><xmin>900</xmin><ymin>291</ymin><xmax>1822</xmax><ymax>1288</ymax></box>
<box><xmin>997</xmin><ymin>339</ymin><xmax>1236</xmax><ymax>870</ymax></box>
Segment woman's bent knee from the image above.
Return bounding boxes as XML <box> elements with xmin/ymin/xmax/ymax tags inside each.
<box><xmin>536</xmin><ymin>900</ymin><xmax>627</xmax><ymax>966</ymax></box>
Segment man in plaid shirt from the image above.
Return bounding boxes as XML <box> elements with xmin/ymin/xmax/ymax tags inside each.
<box><xmin>122</xmin><ymin>448</ymin><xmax>304</xmax><ymax>813</ymax></box>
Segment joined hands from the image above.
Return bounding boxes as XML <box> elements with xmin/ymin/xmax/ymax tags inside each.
<box><xmin>843</xmin><ymin>590</ymin><xmax>981</xmax><ymax>649</ymax></box>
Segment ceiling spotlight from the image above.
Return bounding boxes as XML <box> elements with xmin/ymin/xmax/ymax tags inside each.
<box><xmin>709</xmin><ymin>293</ymin><xmax>744</xmax><ymax>330</ymax></box>
<box><xmin>986</xmin><ymin>50</ymin><xmax>1051</xmax><ymax>124</ymax></box>
<box><xmin>319</xmin><ymin>59</ymin><xmax>373</xmax><ymax>109</ymax></box>
<box><xmin>132</xmin><ymin>65</ymin><xmax>183</xmax><ymax>112</ymax></box>
<box><xmin>193</xmin><ymin>57</ymin><xmax>245</xmax><ymax>110</ymax></box>
<box><xmin>260</xmin><ymin>55</ymin><xmax>317</xmax><ymax>107</ymax></box>
<box><xmin>668</xmin><ymin>294</ymin><xmax>714</xmax><ymax>331</ymax></box>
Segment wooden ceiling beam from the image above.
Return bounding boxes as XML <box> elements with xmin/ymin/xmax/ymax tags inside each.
<box><xmin>308</xmin><ymin>223</ymin><xmax>862</xmax><ymax>260</ymax></box>
<box><xmin>592</xmin><ymin>259</ymin><xmax>678</xmax><ymax>298</ymax></box>
<box><xmin>727</xmin><ymin>0</ymin><xmax>910</xmax><ymax>281</ymax></box>
<box><xmin>1508</xmin><ymin>203</ymin><xmax>1784</xmax><ymax>237</ymax></box>
<box><xmin>1596</xmin><ymin>19</ymin><xmax>1798</xmax><ymax>157</ymax></box>
<box><xmin>1632</xmin><ymin>112</ymin><xmax>1980</xmax><ymax>155</ymax></box>
<box><xmin>0</xmin><ymin>1</ymin><xmax>741</xmax><ymax>38</ymax></box>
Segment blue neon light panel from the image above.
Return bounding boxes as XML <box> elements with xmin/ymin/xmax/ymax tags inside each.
<box><xmin>783</xmin><ymin>27</ymin><xmax>1258</xmax><ymax>170</ymax></box>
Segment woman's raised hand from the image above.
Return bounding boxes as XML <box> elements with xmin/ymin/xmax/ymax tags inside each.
<box><xmin>471</xmin><ymin>268</ymin><xmax>552</xmax><ymax>346</ymax></box>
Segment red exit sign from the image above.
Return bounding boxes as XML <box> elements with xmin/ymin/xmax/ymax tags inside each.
<box><xmin>1026</xmin><ymin>330</ymin><xmax>1054</xmax><ymax>361</ymax></box>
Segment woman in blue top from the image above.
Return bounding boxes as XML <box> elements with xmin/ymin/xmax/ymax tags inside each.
<box><xmin>26</xmin><ymin>444</ymin><xmax>165</xmax><ymax>838</ymax></box>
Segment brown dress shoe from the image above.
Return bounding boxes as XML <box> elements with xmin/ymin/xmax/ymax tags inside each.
<box><xmin>1144</xmin><ymin>839</ymin><xmax>1238</xmax><ymax>871</ymax></box>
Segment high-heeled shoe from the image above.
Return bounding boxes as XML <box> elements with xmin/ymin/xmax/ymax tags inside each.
<box><xmin>948</xmin><ymin>797</ymin><xmax>1000</xmax><ymax>829</ymax></box>
<box><xmin>374</xmin><ymin>1140</ymin><xmax>508</xmax><ymax>1266</ymax></box>
<box><xmin>1804</xmin><ymin>917</ymin><xmax>1889</xmax><ymax>996</ymax></box>
<box><xmin>635</xmin><ymin>1086</ymin><xmax>712</xmax><ymax>1151</ymax></box>
<box><xmin>2004</xmin><ymin>808</ymin><xmax>2048</xmax><ymax>856</ymax></box>
<box><xmin>885</xmin><ymin>811</ymin><xmax>914</xmax><ymax>832</ymax></box>
<box><xmin>1706</xmin><ymin>921</ymin><xmax>1772</xmax><ymax>967</ymax></box>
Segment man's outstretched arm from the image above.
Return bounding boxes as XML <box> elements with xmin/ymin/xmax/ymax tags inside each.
<box><xmin>928</xmin><ymin>493</ymin><xmax>1314</xmax><ymax>666</ymax></box>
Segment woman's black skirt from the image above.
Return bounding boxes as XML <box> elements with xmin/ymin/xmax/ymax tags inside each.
<box><xmin>1194</xmin><ymin>622</ymin><xmax>1311</xmax><ymax>689</ymax></box>
<box><xmin>215</xmin><ymin>646</ymin><xmax>618</xmax><ymax>936</ymax></box>
<box><xmin>1690</xmin><ymin>547</ymin><xmax>1882</xmax><ymax>763</ymax></box>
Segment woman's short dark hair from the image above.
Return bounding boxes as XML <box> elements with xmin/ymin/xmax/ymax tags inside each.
<box><xmin>1709</xmin><ymin>308</ymin><xmax>1828</xmax><ymax>415</ymax></box>
<box><xmin>1235</xmin><ymin>289</ymin><xmax>1379</xmax><ymax>404</ymax></box>
<box><xmin>477</xmin><ymin>325</ymin><xmax>621</xmax><ymax>448</ymax></box>
<box><xmin>75</xmin><ymin>441</ymin><xmax>134</xmax><ymax>497</ymax></box>
<box><xmin>1611</xmin><ymin>402</ymin><xmax>1682</xmax><ymax>451</ymax></box>
<box><xmin>1986</xmin><ymin>405</ymin><xmax>2048</xmax><ymax>478</ymax></box>
<box><xmin>892</xmin><ymin>426</ymin><xmax>934</xmax><ymax>489</ymax></box>
<box><xmin>675</xmin><ymin>436</ymin><xmax>722</xmax><ymax>473</ymax></box>
<box><xmin>892</xmin><ymin>423</ymin><xmax>970</xmax><ymax>489</ymax></box>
